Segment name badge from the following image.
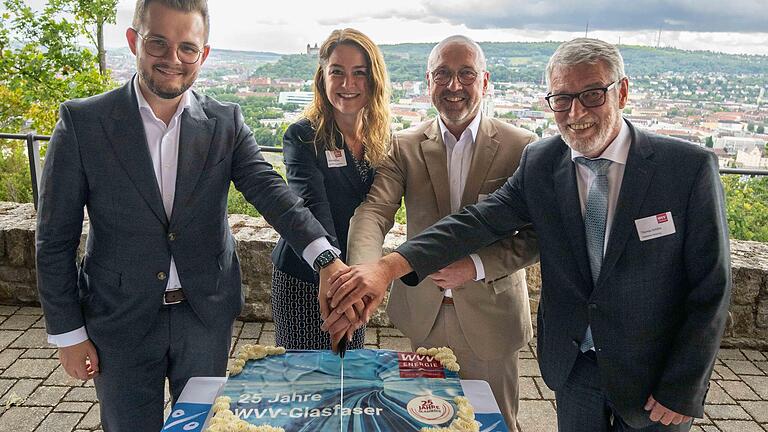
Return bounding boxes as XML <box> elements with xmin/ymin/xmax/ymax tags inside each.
<box><xmin>634</xmin><ymin>212</ymin><xmax>676</xmax><ymax>241</ymax></box>
<box><xmin>326</xmin><ymin>150</ymin><xmax>347</xmax><ymax>168</ymax></box>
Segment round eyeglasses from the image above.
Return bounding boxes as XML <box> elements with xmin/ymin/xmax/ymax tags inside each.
<box><xmin>134</xmin><ymin>29</ymin><xmax>204</xmax><ymax>64</ymax></box>
<box><xmin>545</xmin><ymin>81</ymin><xmax>620</xmax><ymax>112</ymax></box>
<box><xmin>430</xmin><ymin>68</ymin><xmax>480</xmax><ymax>86</ymax></box>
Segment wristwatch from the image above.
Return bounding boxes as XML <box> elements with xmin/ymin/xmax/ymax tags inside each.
<box><xmin>313</xmin><ymin>249</ymin><xmax>339</xmax><ymax>272</ymax></box>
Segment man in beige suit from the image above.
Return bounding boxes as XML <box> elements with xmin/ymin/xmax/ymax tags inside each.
<box><xmin>345</xmin><ymin>35</ymin><xmax>539</xmax><ymax>430</ymax></box>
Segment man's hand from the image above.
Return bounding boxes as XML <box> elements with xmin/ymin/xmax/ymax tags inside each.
<box><xmin>319</xmin><ymin>260</ymin><xmax>363</xmax><ymax>352</ymax></box>
<box><xmin>428</xmin><ymin>256</ymin><xmax>476</xmax><ymax>290</ymax></box>
<box><xmin>325</xmin><ymin>253</ymin><xmax>412</xmax><ymax>328</ymax></box>
<box><xmin>644</xmin><ymin>395</ymin><xmax>692</xmax><ymax>426</ymax></box>
<box><xmin>58</xmin><ymin>339</ymin><xmax>99</xmax><ymax>381</ymax></box>
<box><xmin>326</xmin><ymin>261</ymin><xmax>390</xmax><ymax>324</ymax></box>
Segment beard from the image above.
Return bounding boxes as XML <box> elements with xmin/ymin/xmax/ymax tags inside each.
<box><xmin>433</xmin><ymin>89</ymin><xmax>479</xmax><ymax>125</ymax></box>
<box><xmin>139</xmin><ymin>63</ymin><xmax>196</xmax><ymax>100</ymax></box>
<box><xmin>560</xmin><ymin>107</ymin><xmax>622</xmax><ymax>157</ymax></box>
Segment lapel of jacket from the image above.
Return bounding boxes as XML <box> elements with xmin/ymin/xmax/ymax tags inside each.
<box><xmin>595</xmin><ymin>121</ymin><xmax>655</xmax><ymax>291</ymax></box>
<box><xmin>170</xmin><ymin>93</ymin><xmax>217</xmax><ymax>230</ymax></box>
<box><xmin>460</xmin><ymin>117</ymin><xmax>499</xmax><ymax>207</ymax></box>
<box><xmin>103</xmin><ymin>80</ymin><xmax>168</xmax><ymax>226</ymax></box>
<box><xmin>553</xmin><ymin>138</ymin><xmax>593</xmax><ymax>293</ymax></box>
<box><xmin>420</xmin><ymin>119</ymin><xmax>452</xmax><ymax>217</ymax></box>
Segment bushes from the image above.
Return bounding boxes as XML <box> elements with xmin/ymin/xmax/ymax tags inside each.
<box><xmin>722</xmin><ymin>175</ymin><xmax>768</xmax><ymax>242</ymax></box>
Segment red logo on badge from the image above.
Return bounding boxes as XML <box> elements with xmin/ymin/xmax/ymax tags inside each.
<box><xmin>397</xmin><ymin>352</ymin><xmax>445</xmax><ymax>378</ymax></box>
<box><xmin>656</xmin><ymin>213</ymin><xmax>668</xmax><ymax>223</ymax></box>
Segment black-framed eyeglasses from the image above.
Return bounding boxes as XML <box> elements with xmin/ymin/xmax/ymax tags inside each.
<box><xmin>133</xmin><ymin>29</ymin><xmax>204</xmax><ymax>64</ymax></box>
<box><xmin>430</xmin><ymin>68</ymin><xmax>480</xmax><ymax>86</ymax></box>
<box><xmin>545</xmin><ymin>81</ymin><xmax>620</xmax><ymax>112</ymax></box>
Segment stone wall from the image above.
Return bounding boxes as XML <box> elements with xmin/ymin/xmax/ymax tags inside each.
<box><xmin>1</xmin><ymin>201</ymin><xmax>765</xmax><ymax>348</ymax></box>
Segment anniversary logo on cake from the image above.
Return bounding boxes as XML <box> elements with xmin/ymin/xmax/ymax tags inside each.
<box><xmin>202</xmin><ymin>345</ymin><xmax>480</xmax><ymax>432</ymax></box>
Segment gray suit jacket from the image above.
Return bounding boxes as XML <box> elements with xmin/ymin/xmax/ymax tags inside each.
<box><xmin>348</xmin><ymin>117</ymin><xmax>539</xmax><ymax>360</ymax></box>
<box><xmin>396</xmin><ymin>120</ymin><xmax>731</xmax><ymax>427</ymax></box>
<box><xmin>36</xmin><ymin>80</ymin><xmax>327</xmax><ymax>352</ymax></box>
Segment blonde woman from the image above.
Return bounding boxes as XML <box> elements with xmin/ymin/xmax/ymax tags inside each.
<box><xmin>270</xmin><ymin>28</ymin><xmax>391</xmax><ymax>349</ymax></box>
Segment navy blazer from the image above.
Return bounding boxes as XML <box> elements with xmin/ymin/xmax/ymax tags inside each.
<box><xmin>396</xmin><ymin>120</ymin><xmax>731</xmax><ymax>427</ymax></box>
<box><xmin>271</xmin><ymin>119</ymin><xmax>376</xmax><ymax>283</ymax></box>
<box><xmin>36</xmin><ymin>81</ymin><xmax>328</xmax><ymax>351</ymax></box>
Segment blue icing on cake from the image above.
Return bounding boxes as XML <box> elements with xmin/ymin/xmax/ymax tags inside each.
<box><xmin>217</xmin><ymin>349</ymin><xmax>464</xmax><ymax>431</ymax></box>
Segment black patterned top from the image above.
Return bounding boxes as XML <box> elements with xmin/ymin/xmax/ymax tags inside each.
<box><xmin>352</xmin><ymin>152</ymin><xmax>371</xmax><ymax>184</ymax></box>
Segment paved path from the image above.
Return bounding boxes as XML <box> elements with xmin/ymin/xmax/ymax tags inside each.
<box><xmin>1</xmin><ymin>305</ymin><xmax>766</xmax><ymax>431</ymax></box>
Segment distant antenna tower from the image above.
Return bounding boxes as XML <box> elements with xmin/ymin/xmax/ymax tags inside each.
<box><xmin>656</xmin><ymin>25</ymin><xmax>662</xmax><ymax>48</ymax></box>
<box><xmin>585</xmin><ymin>20</ymin><xmax>589</xmax><ymax>37</ymax></box>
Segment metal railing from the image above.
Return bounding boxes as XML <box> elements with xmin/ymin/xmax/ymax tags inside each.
<box><xmin>0</xmin><ymin>132</ymin><xmax>282</xmax><ymax>209</ymax></box>
<box><xmin>1</xmin><ymin>133</ymin><xmax>45</xmax><ymax>209</ymax></box>
<box><xmin>2</xmin><ymin>131</ymin><xmax>767</xmax><ymax>210</ymax></box>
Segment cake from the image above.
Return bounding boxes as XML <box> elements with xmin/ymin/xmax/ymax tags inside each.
<box><xmin>202</xmin><ymin>345</ymin><xmax>480</xmax><ymax>432</ymax></box>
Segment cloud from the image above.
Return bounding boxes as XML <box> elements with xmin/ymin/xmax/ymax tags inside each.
<box><xmin>347</xmin><ymin>0</ymin><xmax>768</xmax><ymax>33</ymax></box>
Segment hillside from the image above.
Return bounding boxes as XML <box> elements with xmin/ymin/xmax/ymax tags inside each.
<box><xmin>251</xmin><ymin>42</ymin><xmax>768</xmax><ymax>83</ymax></box>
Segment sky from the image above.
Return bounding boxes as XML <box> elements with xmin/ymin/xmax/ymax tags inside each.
<box><xmin>27</xmin><ymin>0</ymin><xmax>768</xmax><ymax>55</ymax></box>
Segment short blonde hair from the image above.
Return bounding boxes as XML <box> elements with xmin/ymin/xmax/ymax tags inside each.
<box><xmin>304</xmin><ymin>28</ymin><xmax>391</xmax><ymax>167</ymax></box>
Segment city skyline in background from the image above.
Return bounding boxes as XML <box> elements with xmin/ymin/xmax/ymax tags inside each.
<box><xmin>19</xmin><ymin>0</ymin><xmax>768</xmax><ymax>56</ymax></box>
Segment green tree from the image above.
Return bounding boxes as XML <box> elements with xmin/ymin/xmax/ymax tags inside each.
<box><xmin>705</xmin><ymin>136</ymin><xmax>714</xmax><ymax>148</ymax></box>
<box><xmin>758</xmin><ymin>125</ymin><xmax>765</xmax><ymax>134</ymax></box>
<box><xmin>49</xmin><ymin>0</ymin><xmax>118</xmax><ymax>75</ymax></box>
<box><xmin>722</xmin><ymin>175</ymin><xmax>768</xmax><ymax>242</ymax></box>
<box><xmin>747</xmin><ymin>123</ymin><xmax>755</xmax><ymax>132</ymax></box>
<box><xmin>0</xmin><ymin>0</ymin><xmax>115</xmax><ymax>202</ymax></box>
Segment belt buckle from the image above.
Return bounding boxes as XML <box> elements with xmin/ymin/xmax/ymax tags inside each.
<box><xmin>164</xmin><ymin>288</ymin><xmax>184</xmax><ymax>305</ymax></box>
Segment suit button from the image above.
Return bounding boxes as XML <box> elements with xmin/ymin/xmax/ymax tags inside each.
<box><xmin>168</xmin><ymin>232</ymin><xmax>176</xmax><ymax>241</ymax></box>
<box><xmin>588</xmin><ymin>303</ymin><xmax>598</xmax><ymax>310</ymax></box>
<box><xmin>572</xmin><ymin>340</ymin><xmax>580</xmax><ymax>347</ymax></box>
<box><xmin>157</xmin><ymin>272</ymin><xmax>167</xmax><ymax>281</ymax></box>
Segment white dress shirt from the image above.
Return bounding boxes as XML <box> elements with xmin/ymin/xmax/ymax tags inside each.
<box><xmin>570</xmin><ymin>120</ymin><xmax>631</xmax><ymax>255</ymax></box>
<box><xmin>49</xmin><ymin>77</ymin><xmax>335</xmax><ymax>347</ymax></box>
<box><xmin>437</xmin><ymin>112</ymin><xmax>486</xmax><ymax>298</ymax></box>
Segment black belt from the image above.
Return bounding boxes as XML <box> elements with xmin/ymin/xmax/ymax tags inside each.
<box><xmin>164</xmin><ymin>288</ymin><xmax>185</xmax><ymax>305</ymax></box>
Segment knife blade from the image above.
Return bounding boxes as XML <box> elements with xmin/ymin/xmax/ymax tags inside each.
<box><xmin>338</xmin><ymin>335</ymin><xmax>347</xmax><ymax>432</ymax></box>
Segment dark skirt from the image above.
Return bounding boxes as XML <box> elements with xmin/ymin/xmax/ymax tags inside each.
<box><xmin>271</xmin><ymin>266</ymin><xmax>365</xmax><ymax>350</ymax></box>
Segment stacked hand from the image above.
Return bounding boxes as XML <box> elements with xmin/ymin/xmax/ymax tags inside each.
<box><xmin>318</xmin><ymin>253</ymin><xmax>413</xmax><ymax>352</ymax></box>
<box><xmin>318</xmin><ymin>259</ymin><xmax>365</xmax><ymax>352</ymax></box>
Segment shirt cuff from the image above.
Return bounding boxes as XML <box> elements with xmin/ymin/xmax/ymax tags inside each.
<box><xmin>47</xmin><ymin>326</ymin><xmax>89</xmax><ymax>347</ymax></box>
<box><xmin>469</xmin><ymin>253</ymin><xmax>485</xmax><ymax>281</ymax></box>
<box><xmin>301</xmin><ymin>237</ymin><xmax>341</xmax><ymax>269</ymax></box>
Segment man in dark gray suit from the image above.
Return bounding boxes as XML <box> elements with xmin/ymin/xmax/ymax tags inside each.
<box><xmin>35</xmin><ymin>1</ymin><xmax>349</xmax><ymax>430</ymax></box>
<box><xmin>326</xmin><ymin>38</ymin><xmax>731</xmax><ymax>431</ymax></box>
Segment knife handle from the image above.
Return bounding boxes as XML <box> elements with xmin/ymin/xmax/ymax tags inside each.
<box><xmin>338</xmin><ymin>335</ymin><xmax>348</xmax><ymax>358</ymax></box>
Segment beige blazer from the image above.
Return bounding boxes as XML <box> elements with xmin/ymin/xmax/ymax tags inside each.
<box><xmin>348</xmin><ymin>116</ymin><xmax>540</xmax><ymax>360</ymax></box>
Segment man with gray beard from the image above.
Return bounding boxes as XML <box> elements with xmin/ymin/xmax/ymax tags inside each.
<box><xmin>327</xmin><ymin>38</ymin><xmax>731</xmax><ymax>431</ymax></box>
